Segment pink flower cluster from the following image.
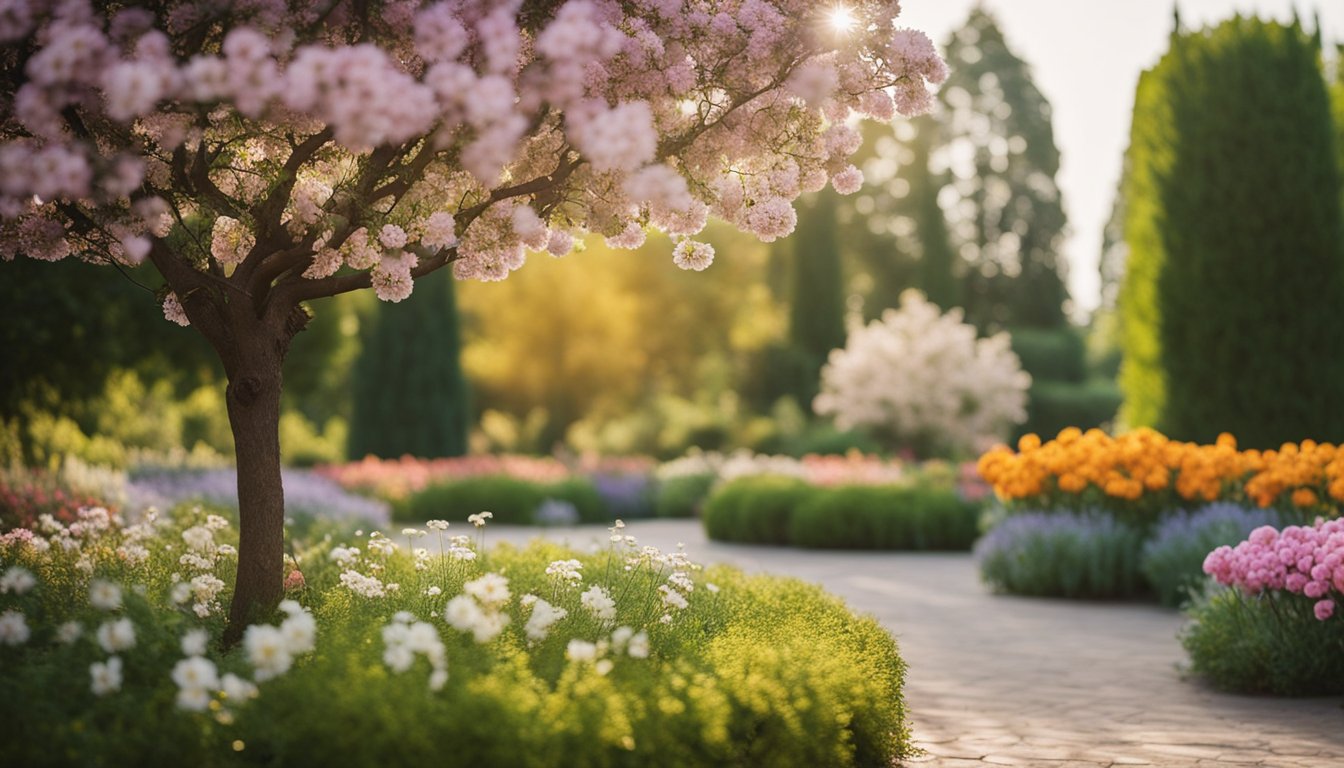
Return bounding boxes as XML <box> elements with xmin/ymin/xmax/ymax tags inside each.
<box><xmin>317</xmin><ymin>455</ymin><xmax>573</xmax><ymax>501</ymax></box>
<box><xmin>1203</xmin><ymin>519</ymin><xmax>1344</xmax><ymax>621</ymax></box>
<box><xmin>798</xmin><ymin>454</ymin><xmax>907</xmax><ymax>488</ymax></box>
<box><xmin>1</xmin><ymin>0</ymin><xmax>945</xmax><ymax>309</ymax></box>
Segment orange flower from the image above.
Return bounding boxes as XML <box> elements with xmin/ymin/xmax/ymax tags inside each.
<box><xmin>1291</xmin><ymin>488</ymin><xmax>1319</xmax><ymax>507</ymax></box>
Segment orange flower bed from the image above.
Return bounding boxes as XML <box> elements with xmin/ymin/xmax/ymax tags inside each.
<box><xmin>977</xmin><ymin>427</ymin><xmax>1344</xmax><ymax>514</ymax></box>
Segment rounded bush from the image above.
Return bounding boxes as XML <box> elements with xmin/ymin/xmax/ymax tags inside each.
<box><xmin>976</xmin><ymin>511</ymin><xmax>1144</xmax><ymax>598</ymax></box>
<box><xmin>702</xmin><ymin>476</ymin><xmax>813</xmax><ymax>545</ymax></box>
<box><xmin>653</xmin><ymin>472</ymin><xmax>716</xmax><ymax>518</ymax></box>
<box><xmin>789</xmin><ymin>486</ymin><xmax>979</xmax><ymax>550</ymax></box>
<box><xmin>1140</xmin><ymin>503</ymin><xmax>1280</xmax><ymax>607</ymax></box>
<box><xmin>1181</xmin><ymin>588</ymin><xmax>1344</xmax><ymax>696</ymax></box>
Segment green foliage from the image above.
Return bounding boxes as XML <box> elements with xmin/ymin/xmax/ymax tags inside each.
<box><xmin>1009</xmin><ymin>327</ymin><xmax>1086</xmax><ymax>384</ymax></box>
<box><xmin>653</xmin><ymin>472</ymin><xmax>716</xmax><ymax>519</ymax></box>
<box><xmin>1013</xmin><ymin>381</ymin><xmax>1122</xmax><ymax>443</ymax></box>
<box><xmin>703</xmin><ymin>478</ymin><xmax>979</xmax><ymax>551</ymax></box>
<box><xmin>789</xmin><ymin>486</ymin><xmax>980</xmax><ymax>550</ymax></box>
<box><xmin>395</xmin><ymin>475</ymin><xmax>608</xmax><ymax>525</ymax></box>
<box><xmin>940</xmin><ymin>8</ymin><xmax>1069</xmax><ymax>330</ymax></box>
<box><xmin>702</xmin><ymin>476</ymin><xmax>815</xmax><ymax>544</ymax></box>
<box><xmin>785</xmin><ymin>192</ymin><xmax>848</xmax><ymax>406</ymax></box>
<box><xmin>1121</xmin><ymin>17</ymin><xmax>1344</xmax><ymax>446</ymax></box>
<box><xmin>349</xmin><ymin>270</ymin><xmax>471</xmax><ymax>460</ymax></box>
<box><xmin>1181</xmin><ymin>588</ymin><xmax>1344</xmax><ymax>695</ymax></box>
<box><xmin>0</xmin><ymin>508</ymin><xmax>913</xmax><ymax>767</ymax></box>
<box><xmin>976</xmin><ymin>512</ymin><xmax>1145</xmax><ymax>599</ymax></box>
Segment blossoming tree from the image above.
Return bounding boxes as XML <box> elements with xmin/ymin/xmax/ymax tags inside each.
<box><xmin>0</xmin><ymin>0</ymin><xmax>945</xmax><ymax>640</ymax></box>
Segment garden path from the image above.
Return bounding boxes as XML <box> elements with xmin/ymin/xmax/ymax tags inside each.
<box><xmin>487</xmin><ymin>519</ymin><xmax>1344</xmax><ymax>768</ymax></box>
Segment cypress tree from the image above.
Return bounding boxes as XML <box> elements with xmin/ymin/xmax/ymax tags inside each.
<box><xmin>787</xmin><ymin>191</ymin><xmax>847</xmax><ymax>405</ymax></box>
<box><xmin>1120</xmin><ymin>16</ymin><xmax>1344</xmax><ymax>446</ymax></box>
<box><xmin>348</xmin><ymin>270</ymin><xmax>471</xmax><ymax>458</ymax></box>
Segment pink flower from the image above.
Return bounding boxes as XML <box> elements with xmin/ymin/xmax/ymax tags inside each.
<box><xmin>1314</xmin><ymin>599</ymin><xmax>1334</xmax><ymax>621</ymax></box>
<box><xmin>284</xmin><ymin>570</ymin><xmax>306</xmax><ymax>591</ymax></box>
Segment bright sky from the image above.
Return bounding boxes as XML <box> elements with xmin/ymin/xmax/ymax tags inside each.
<box><xmin>896</xmin><ymin>0</ymin><xmax>1344</xmax><ymax>318</ymax></box>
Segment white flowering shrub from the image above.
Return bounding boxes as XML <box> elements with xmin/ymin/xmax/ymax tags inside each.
<box><xmin>814</xmin><ymin>290</ymin><xmax>1032</xmax><ymax>457</ymax></box>
<box><xmin>0</xmin><ymin>507</ymin><xmax>911</xmax><ymax>766</ymax></box>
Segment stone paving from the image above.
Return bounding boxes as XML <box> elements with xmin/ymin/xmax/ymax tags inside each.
<box><xmin>487</xmin><ymin>519</ymin><xmax>1344</xmax><ymax>768</ymax></box>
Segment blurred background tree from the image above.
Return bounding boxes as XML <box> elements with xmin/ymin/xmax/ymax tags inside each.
<box><xmin>348</xmin><ymin>270</ymin><xmax>470</xmax><ymax>460</ymax></box>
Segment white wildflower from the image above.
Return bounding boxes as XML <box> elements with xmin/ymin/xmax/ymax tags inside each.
<box><xmin>467</xmin><ymin>511</ymin><xmax>493</xmax><ymax>527</ymax></box>
<box><xmin>182</xmin><ymin>525</ymin><xmax>215</xmax><ymax>554</ymax></box>
<box><xmin>0</xmin><ymin>609</ymin><xmax>30</xmax><ymax>645</ymax></box>
<box><xmin>565</xmin><ymin>639</ymin><xmax>598</xmax><ymax>663</ymax></box>
<box><xmin>243</xmin><ymin>624</ymin><xmax>292</xmax><ymax>682</ymax></box>
<box><xmin>90</xmin><ymin>656</ymin><xmax>123</xmax><ymax>696</ymax></box>
<box><xmin>523</xmin><ymin>598</ymin><xmax>568</xmax><ymax>643</ymax></box>
<box><xmin>56</xmin><ymin>620</ymin><xmax>83</xmax><ymax>645</ymax></box>
<box><xmin>0</xmin><ymin>566</ymin><xmax>36</xmax><ymax>595</ymax></box>
<box><xmin>463</xmin><ymin>573</ymin><xmax>510</xmax><ymax>608</ymax></box>
<box><xmin>96</xmin><ymin>618</ymin><xmax>136</xmax><ymax>653</ymax></box>
<box><xmin>426</xmin><ymin>520</ymin><xmax>450</xmax><ymax>531</ymax></box>
<box><xmin>220</xmin><ymin>673</ymin><xmax>258</xmax><ymax>702</ymax></box>
<box><xmin>172</xmin><ymin>657</ymin><xmax>220</xmax><ymax>711</ymax></box>
<box><xmin>627</xmin><ymin>630</ymin><xmax>650</xmax><ymax>659</ymax></box>
<box><xmin>89</xmin><ymin>579</ymin><xmax>122</xmax><ymax>611</ymax></box>
<box><xmin>181</xmin><ymin>628</ymin><xmax>209</xmax><ymax>657</ymax></box>
<box><xmin>580</xmin><ymin>585</ymin><xmax>617</xmax><ymax>623</ymax></box>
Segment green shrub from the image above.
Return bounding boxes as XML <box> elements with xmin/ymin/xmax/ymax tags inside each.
<box><xmin>1181</xmin><ymin>588</ymin><xmax>1344</xmax><ymax>696</ymax></box>
<box><xmin>653</xmin><ymin>472</ymin><xmax>716</xmax><ymax>518</ymax></box>
<box><xmin>1009</xmin><ymin>326</ymin><xmax>1086</xmax><ymax>384</ymax></box>
<box><xmin>0</xmin><ymin>507</ymin><xmax>914</xmax><ymax>767</ymax></box>
<box><xmin>544</xmin><ymin>477</ymin><xmax>607</xmax><ymax>524</ymax></box>
<box><xmin>976</xmin><ymin>511</ymin><xmax>1144</xmax><ymax>598</ymax></box>
<box><xmin>789</xmin><ymin>486</ymin><xmax>979</xmax><ymax>550</ymax></box>
<box><xmin>702</xmin><ymin>476</ymin><xmax>814</xmax><ymax>544</ymax></box>
<box><xmin>1014</xmin><ymin>380</ymin><xmax>1122</xmax><ymax>442</ymax></box>
<box><xmin>395</xmin><ymin>475</ymin><xmax>608</xmax><ymax>525</ymax></box>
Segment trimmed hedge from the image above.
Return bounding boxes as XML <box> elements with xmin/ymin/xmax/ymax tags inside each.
<box><xmin>703</xmin><ymin>476</ymin><xmax>979</xmax><ymax>550</ymax></box>
<box><xmin>395</xmin><ymin>474</ymin><xmax>607</xmax><ymax>524</ymax></box>
<box><xmin>1009</xmin><ymin>326</ymin><xmax>1086</xmax><ymax>384</ymax></box>
<box><xmin>1014</xmin><ymin>380</ymin><xmax>1122</xmax><ymax>442</ymax></box>
<box><xmin>653</xmin><ymin>472</ymin><xmax>717</xmax><ymax>519</ymax></box>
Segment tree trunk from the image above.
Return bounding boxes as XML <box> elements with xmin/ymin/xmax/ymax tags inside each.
<box><xmin>221</xmin><ymin>329</ymin><xmax>288</xmax><ymax>646</ymax></box>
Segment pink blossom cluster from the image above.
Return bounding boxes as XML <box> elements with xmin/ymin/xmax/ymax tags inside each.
<box><xmin>317</xmin><ymin>455</ymin><xmax>573</xmax><ymax>501</ymax></box>
<box><xmin>798</xmin><ymin>453</ymin><xmax>907</xmax><ymax>488</ymax></box>
<box><xmin>1203</xmin><ymin>518</ymin><xmax>1344</xmax><ymax>621</ymax></box>
<box><xmin>1</xmin><ymin>0</ymin><xmax>945</xmax><ymax>311</ymax></box>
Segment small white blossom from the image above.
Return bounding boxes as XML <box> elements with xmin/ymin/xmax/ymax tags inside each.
<box><xmin>56</xmin><ymin>620</ymin><xmax>83</xmax><ymax>645</ymax></box>
<box><xmin>463</xmin><ymin>573</ymin><xmax>510</xmax><ymax>608</ymax></box>
<box><xmin>580</xmin><ymin>585</ymin><xmax>617</xmax><ymax>623</ymax></box>
<box><xmin>243</xmin><ymin>625</ymin><xmax>292</xmax><ymax>681</ymax></box>
<box><xmin>221</xmin><ymin>673</ymin><xmax>259</xmax><ymax>702</ymax></box>
<box><xmin>89</xmin><ymin>579</ymin><xmax>123</xmax><ymax>611</ymax></box>
<box><xmin>181</xmin><ymin>628</ymin><xmax>209</xmax><ymax>657</ymax></box>
<box><xmin>0</xmin><ymin>609</ymin><xmax>30</xmax><ymax>645</ymax></box>
<box><xmin>467</xmin><ymin>511</ymin><xmax>493</xmax><ymax>527</ymax></box>
<box><xmin>172</xmin><ymin>657</ymin><xmax>220</xmax><ymax>711</ymax></box>
<box><xmin>96</xmin><ymin>618</ymin><xmax>136</xmax><ymax>653</ymax></box>
<box><xmin>424</xmin><ymin>586</ymin><xmax>442</xmax><ymax>597</ymax></box>
<box><xmin>90</xmin><ymin>656</ymin><xmax>123</xmax><ymax>696</ymax></box>
<box><xmin>627</xmin><ymin>630</ymin><xmax>650</xmax><ymax>659</ymax></box>
<box><xmin>565</xmin><ymin>639</ymin><xmax>598</xmax><ymax>663</ymax></box>
<box><xmin>523</xmin><ymin>598</ymin><xmax>568</xmax><ymax>642</ymax></box>
<box><xmin>0</xmin><ymin>566</ymin><xmax>36</xmax><ymax>595</ymax></box>
<box><xmin>182</xmin><ymin>525</ymin><xmax>215</xmax><ymax>554</ymax></box>
<box><xmin>426</xmin><ymin>520</ymin><xmax>450</xmax><ymax>531</ymax></box>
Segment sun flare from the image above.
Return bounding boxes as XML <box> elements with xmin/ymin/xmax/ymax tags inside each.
<box><xmin>829</xmin><ymin>4</ymin><xmax>857</xmax><ymax>33</ymax></box>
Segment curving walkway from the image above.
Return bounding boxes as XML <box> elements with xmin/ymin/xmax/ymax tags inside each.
<box><xmin>487</xmin><ymin>519</ymin><xmax>1344</xmax><ymax>768</ymax></box>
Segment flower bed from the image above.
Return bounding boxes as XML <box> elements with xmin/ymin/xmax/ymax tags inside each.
<box><xmin>1181</xmin><ymin>518</ymin><xmax>1344</xmax><ymax>695</ymax></box>
<box><xmin>0</xmin><ymin>506</ymin><xmax>913</xmax><ymax>766</ymax></box>
<box><xmin>977</xmin><ymin>428</ymin><xmax>1343</xmax><ymax>522</ymax></box>
<box><xmin>973</xmin><ymin>428</ymin><xmax>1338</xmax><ymax>602</ymax></box>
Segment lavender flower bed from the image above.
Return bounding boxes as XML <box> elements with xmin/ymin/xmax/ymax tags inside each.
<box><xmin>1140</xmin><ymin>502</ymin><xmax>1280</xmax><ymax>607</ymax></box>
<box><xmin>976</xmin><ymin>511</ymin><xmax>1144</xmax><ymax>598</ymax></box>
<box><xmin>127</xmin><ymin>468</ymin><xmax>389</xmax><ymax>526</ymax></box>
